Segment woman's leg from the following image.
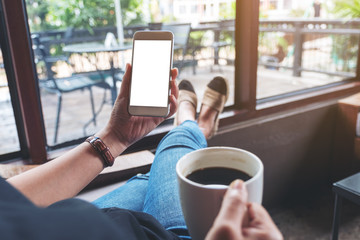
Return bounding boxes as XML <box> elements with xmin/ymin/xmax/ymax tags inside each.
<box><xmin>143</xmin><ymin>120</ymin><xmax>207</xmax><ymax>235</ymax></box>
<box><xmin>92</xmin><ymin>173</ymin><xmax>149</xmax><ymax>211</ymax></box>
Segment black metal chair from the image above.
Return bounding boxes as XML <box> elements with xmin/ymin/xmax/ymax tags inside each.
<box><xmin>213</xmin><ymin>19</ymin><xmax>234</xmax><ymax>68</ymax></box>
<box><xmin>161</xmin><ymin>23</ymin><xmax>197</xmax><ymax>75</ymax></box>
<box><xmin>193</xmin><ymin>20</ymin><xmax>234</xmax><ymax>73</ymax></box>
<box><xmin>148</xmin><ymin>22</ymin><xmax>163</xmax><ymax>30</ymax></box>
<box><xmin>32</xmin><ymin>34</ymin><xmax>111</xmax><ymax>144</ymax></box>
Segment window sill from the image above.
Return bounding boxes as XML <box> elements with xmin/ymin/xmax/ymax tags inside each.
<box><xmin>221</xmin><ymin>81</ymin><xmax>360</xmax><ymax>127</ymax></box>
<box><xmin>71</xmin><ymin>80</ymin><xmax>360</xmax><ymax>156</ymax></box>
<box><xmin>15</xmin><ymin>80</ymin><xmax>360</xmax><ymax>165</ymax></box>
<box><xmin>1</xmin><ymin>150</ymin><xmax>154</xmax><ymax>192</ymax></box>
<box><xmin>256</xmin><ymin>81</ymin><xmax>360</xmax><ymax>110</ymax></box>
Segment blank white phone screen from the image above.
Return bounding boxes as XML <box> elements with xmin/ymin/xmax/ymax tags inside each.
<box><xmin>130</xmin><ymin>40</ymin><xmax>172</xmax><ymax>107</ymax></box>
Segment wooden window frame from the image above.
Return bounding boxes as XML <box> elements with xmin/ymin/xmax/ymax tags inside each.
<box><xmin>1</xmin><ymin>0</ymin><xmax>47</xmax><ymax>163</ymax></box>
<box><xmin>1</xmin><ymin>0</ymin><xmax>360</xmax><ymax>164</ymax></box>
<box><xmin>0</xmin><ymin>2</ymin><xmax>27</xmax><ymax>162</ymax></box>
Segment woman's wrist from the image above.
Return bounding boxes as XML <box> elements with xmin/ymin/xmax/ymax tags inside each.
<box><xmin>95</xmin><ymin>127</ymin><xmax>127</xmax><ymax>159</ymax></box>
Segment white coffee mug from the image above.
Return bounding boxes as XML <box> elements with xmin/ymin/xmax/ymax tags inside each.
<box><xmin>176</xmin><ymin>147</ymin><xmax>264</xmax><ymax>240</ymax></box>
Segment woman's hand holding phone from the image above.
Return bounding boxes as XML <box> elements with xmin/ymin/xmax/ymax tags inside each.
<box><xmin>96</xmin><ymin>63</ymin><xmax>178</xmax><ymax>157</ymax></box>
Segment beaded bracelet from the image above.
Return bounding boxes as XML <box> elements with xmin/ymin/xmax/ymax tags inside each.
<box><xmin>86</xmin><ymin>136</ymin><xmax>114</xmax><ymax>167</ymax></box>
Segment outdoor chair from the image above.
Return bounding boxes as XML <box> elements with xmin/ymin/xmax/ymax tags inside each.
<box><xmin>148</xmin><ymin>22</ymin><xmax>163</xmax><ymax>30</ymax></box>
<box><xmin>161</xmin><ymin>23</ymin><xmax>197</xmax><ymax>75</ymax></box>
<box><xmin>214</xmin><ymin>19</ymin><xmax>235</xmax><ymax>67</ymax></box>
<box><xmin>193</xmin><ymin>20</ymin><xmax>234</xmax><ymax>73</ymax></box>
<box><xmin>32</xmin><ymin>34</ymin><xmax>112</xmax><ymax>144</ymax></box>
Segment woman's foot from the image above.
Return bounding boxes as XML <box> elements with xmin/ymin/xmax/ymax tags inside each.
<box><xmin>198</xmin><ymin>105</ymin><xmax>218</xmax><ymax>139</ymax></box>
<box><xmin>198</xmin><ymin>76</ymin><xmax>229</xmax><ymax>139</ymax></box>
<box><xmin>174</xmin><ymin>80</ymin><xmax>197</xmax><ymax>126</ymax></box>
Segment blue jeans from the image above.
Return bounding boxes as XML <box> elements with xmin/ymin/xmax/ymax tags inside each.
<box><xmin>92</xmin><ymin>120</ymin><xmax>207</xmax><ymax>238</ymax></box>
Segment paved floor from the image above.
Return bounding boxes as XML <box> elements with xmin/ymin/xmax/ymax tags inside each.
<box><xmin>270</xmin><ymin>186</ymin><xmax>360</xmax><ymax>240</ymax></box>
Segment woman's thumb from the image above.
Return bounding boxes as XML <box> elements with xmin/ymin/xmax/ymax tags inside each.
<box><xmin>217</xmin><ymin>180</ymin><xmax>249</xmax><ymax>226</ymax></box>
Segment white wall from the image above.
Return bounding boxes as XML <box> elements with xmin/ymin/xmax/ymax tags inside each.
<box><xmin>173</xmin><ymin>0</ymin><xmax>234</xmax><ymax>23</ymax></box>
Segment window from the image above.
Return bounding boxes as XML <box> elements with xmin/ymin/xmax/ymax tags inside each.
<box><xmin>24</xmin><ymin>0</ymin><xmax>236</xmax><ymax>148</ymax></box>
<box><xmin>0</xmin><ymin>6</ymin><xmax>28</xmax><ymax>161</ymax></box>
<box><xmin>179</xmin><ymin>5</ymin><xmax>186</xmax><ymax>14</ymax></box>
<box><xmin>0</xmin><ymin>0</ymin><xmax>359</xmax><ymax>163</ymax></box>
<box><xmin>284</xmin><ymin>0</ymin><xmax>292</xmax><ymax>9</ymax></box>
<box><xmin>257</xmin><ymin>0</ymin><xmax>359</xmax><ymax>100</ymax></box>
<box><xmin>0</xmin><ymin>45</ymin><xmax>20</xmax><ymax>155</ymax></box>
<box><xmin>269</xmin><ymin>0</ymin><xmax>278</xmax><ymax>10</ymax></box>
<box><xmin>191</xmin><ymin>4</ymin><xmax>197</xmax><ymax>14</ymax></box>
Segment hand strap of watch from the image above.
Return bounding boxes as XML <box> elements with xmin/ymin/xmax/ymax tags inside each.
<box><xmin>86</xmin><ymin>136</ymin><xmax>114</xmax><ymax>167</ymax></box>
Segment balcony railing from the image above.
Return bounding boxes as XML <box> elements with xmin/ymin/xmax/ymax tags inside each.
<box><xmin>31</xmin><ymin>19</ymin><xmax>360</xmax><ymax>81</ymax></box>
<box><xmin>258</xmin><ymin>19</ymin><xmax>360</xmax><ymax>78</ymax></box>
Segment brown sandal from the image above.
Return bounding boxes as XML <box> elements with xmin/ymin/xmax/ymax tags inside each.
<box><xmin>174</xmin><ymin>80</ymin><xmax>198</xmax><ymax>126</ymax></box>
<box><xmin>200</xmin><ymin>76</ymin><xmax>229</xmax><ymax>138</ymax></box>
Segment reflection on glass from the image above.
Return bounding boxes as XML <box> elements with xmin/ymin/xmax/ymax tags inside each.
<box><xmin>0</xmin><ymin>46</ymin><xmax>21</xmax><ymax>155</ymax></box>
<box><xmin>25</xmin><ymin>0</ymin><xmax>236</xmax><ymax>146</ymax></box>
<box><xmin>257</xmin><ymin>0</ymin><xmax>359</xmax><ymax>99</ymax></box>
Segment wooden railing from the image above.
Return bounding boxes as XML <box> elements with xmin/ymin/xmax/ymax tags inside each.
<box><xmin>31</xmin><ymin>19</ymin><xmax>360</xmax><ymax>79</ymax></box>
<box><xmin>258</xmin><ymin>19</ymin><xmax>360</xmax><ymax>78</ymax></box>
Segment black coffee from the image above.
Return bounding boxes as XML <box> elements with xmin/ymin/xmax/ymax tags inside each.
<box><xmin>186</xmin><ymin>167</ymin><xmax>251</xmax><ymax>185</ymax></box>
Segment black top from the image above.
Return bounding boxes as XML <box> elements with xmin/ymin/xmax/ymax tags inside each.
<box><xmin>0</xmin><ymin>177</ymin><xmax>180</xmax><ymax>240</ymax></box>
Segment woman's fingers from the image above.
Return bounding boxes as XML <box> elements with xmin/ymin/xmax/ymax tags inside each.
<box><xmin>166</xmin><ymin>94</ymin><xmax>178</xmax><ymax>119</ymax></box>
<box><xmin>205</xmin><ymin>180</ymin><xmax>249</xmax><ymax>240</ymax></box>
<box><xmin>118</xmin><ymin>63</ymin><xmax>132</xmax><ymax>100</ymax></box>
<box><xmin>218</xmin><ymin>180</ymin><xmax>249</xmax><ymax>227</ymax></box>
<box><xmin>165</xmin><ymin>68</ymin><xmax>179</xmax><ymax>119</ymax></box>
<box><xmin>170</xmin><ymin>68</ymin><xmax>179</xmax><ymax>99</ymax></box>
<box><xmin>243</xmin><ymin>203</ymin><xmax>284</xmax><ymax>240</ymax></box>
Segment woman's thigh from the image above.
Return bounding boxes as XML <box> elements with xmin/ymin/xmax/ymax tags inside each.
<box><xmin>143</xmin><ymin>120</ymin><xmax>207</xmax><ymax>231</ymax></box>
<box><xmin>92</xmin><ymin>173</ymin><xmax>149</xmax><ymax>211</ymax></box>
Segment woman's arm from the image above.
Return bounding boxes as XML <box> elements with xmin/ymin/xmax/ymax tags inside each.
<box><xmin>7</xmin><ymin>64</ymin><xmax>178</xmax><ymax>207</ymax></box>
<box><xmin>6</xmin><ymin>130</ymin><xmax>122</xmax><ymax>207</ymax></box>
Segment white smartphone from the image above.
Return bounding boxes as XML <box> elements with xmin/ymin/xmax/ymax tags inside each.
<box><xmin>128</xmin><ymin>31</ymin><xmax>174</xmax><ymax>117</ymax></box>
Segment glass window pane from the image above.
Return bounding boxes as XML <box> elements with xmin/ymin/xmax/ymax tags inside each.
<box><xmin>25</xmin><ymin>0</ymin><xmax>235</xmax><ymax>146</ymax></box>
<box><xmin>0</xmin><ymin>43</ymin><xmax>21</xmax><ymax>155</ymax></box>
<box><xmin>257</xmin><ymin>0</ymin><xmax>359</xmax><ymax>99</ymax></box>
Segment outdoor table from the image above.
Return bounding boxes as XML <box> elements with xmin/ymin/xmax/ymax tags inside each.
<box><xmin>63</xmin><ymin>42</ymin><xmax>132</xmax><ymax>105</ymax></box>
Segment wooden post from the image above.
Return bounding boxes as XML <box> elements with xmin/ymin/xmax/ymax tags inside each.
<box><xmin>293</xmin><ymin>22</ymin><xmax>303</xmax><ymax>77</ymax></box>
<box><xmin>1</xmin><ymin>0</ymin><xmax>47</xmax><ymax>163</ymax></box>
<box><xmin>235</xmin><ymin>0</ymin><xmax>259</xmax><ymax>110</ymax></box>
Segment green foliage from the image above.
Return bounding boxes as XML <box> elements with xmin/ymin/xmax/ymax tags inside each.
<box><xmin>189</xmin><ymin>31</ymin><xmax>205</xmax><ymax>48</ymax></box>
<box><xmin>219</xmin><ymin>1</ymin><xmax>236</xmax><ymax>19</ymax></box>
<box><xmin>259</xmin><ymin>11</ymin><xmax>268</xmax><ymax>19</ymax></box>
<box><xmin>289</xmin><ymin>8</ymin><xmax>306</xmax><ymax>18</ymax></box>
<box><xmin>333</xmin><ymin>0</ymin><xmax>360</xmax><ymax>18</ymax></box>
<box><xmin>332</xmin><ymin>35</ymin><xmax>358</xmax><ymax>72</ymax></box>
<box><xmin>48</xmin><ymin>0</ymin><xmax>115</xmax><ymax>30</ymax></box>
<box><xmin>26</xmin><ymin>1</ymin><xmax>53</xmax><ymax>31</ymax></box>
<box><xmin>330</xmin><ymin>0</ymin><xmax>360</xmax><ymax>72</ymax></box>
<box><xmin>120</xmin><ymin>0</ymin><xmax>146</xmax><ymax>25</ymax></box>
<box><xmin>160</xmin><ymin>15</ymin><xmax>177</xmax><ymax>23</ymax></box>
<box><xmin>26</xmin><ymin>0</ymin><xmax>145</xmax><ymax>32</ymax></box>
<box><xmin>277</xmin><ymin>36</ymin><xmax>289</xmax><ymax>51</ymax></box>
<box><xmin>258</xmin><ymin>32</ymin><xmax>289</xmax><ymax>58</ymax></box>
